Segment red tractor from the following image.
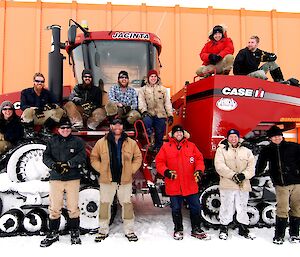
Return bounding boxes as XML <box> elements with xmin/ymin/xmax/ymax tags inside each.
<box><xmin>0</xmin><ymin>19</ymin><xmax>299</xmax><ymax>235</ymax></box>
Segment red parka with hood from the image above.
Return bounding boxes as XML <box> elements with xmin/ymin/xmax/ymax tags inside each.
<box><xmin>200</xmin><ymin>25</ymin><xmax>234</xmax><ymax>66</ymax></box>
<box><xmin>155</xmin><ymin>132</ymin><xmax>205</xmax><ymax>196</ymax></box>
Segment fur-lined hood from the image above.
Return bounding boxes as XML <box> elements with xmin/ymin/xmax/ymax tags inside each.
<box><xmin>168</xmin><ymin>129</ymin><xmax>190</xmax><ymax>139</ymax></box>
<box><xmin>208</xmin><ymin>24</ymin><xmax>228</xmax><ymax>40</ymax></box>
<box><xmin>217</xmin><ymin>137</ymin><xmax>246</xmax><ymax>150</ymax></box>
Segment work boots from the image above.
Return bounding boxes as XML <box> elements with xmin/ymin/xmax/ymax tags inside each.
<box><xmin>289</xmin><ymin>216</ymin><xmax>300</xmax><ymax>243</ymax></box>
<box><xmin>22</xmin><ymin>121</ymin><xmax>36</xmax><ymax>139</ymax></box>
<box><xmin>40</xmin><ymin>218</ymin><xmax>60</xmax><ymax>247</ymax></box>
<box><xmin>219</xmin><ymin>225</ymin><xmax>228</xmax><ymax>240</ymax></box>
<box><xmin>270</xmin><ymin>67</ymin><xmax>290</xmax><ymax>84</ymax></box>
<box><xmin>69</xmin><ymin>217</ymin><xmax>81</xmax><ymax>245</ymax></box>
<box><xmin>273</xmin><ymin>216</ymin><xmax>288</xmax><ymax>245</ymax></box>
<box><xmin>172</xmin><ymin>212</ymin><xmax>183</xmax><ymax>240</ymax></box>
<box><xmin>238</xmin><ymin>223</ymin><xmax>255</xmax><ymax>240</ymax></box>
<box><xmin>190</xmin><ymin>213</ymin><xmax>210</xmax><ymax>240</ymax></box>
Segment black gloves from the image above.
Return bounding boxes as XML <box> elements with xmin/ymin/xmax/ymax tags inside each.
<box><xmin>35</xmin><ymin>108</ymin><xmax>45</xmax><ymax>119</ymax></box>
<box><xmin>164</xmin><ymin>169</ymin><xmax>177</xmax><ymax>180</ymax></box>
<box><xmin>262</xmin><ymin>52</ymin><xmax>277</xmax><ymax>62</ymax></box>
<box><xmin>52</xmin><ymin>162</ymin><xmax>70</xmax><ymax>174</ymax></box>
<box><xmin>121</xmin><ymin>105</ymin><xmax>131</xmax><ymax>115</ymax></box>
<box><xmin>142</xmin><ymin>111</ymin><xmax>152</xmax><ymax>119</ymax></box>
<box><xmin>232</xmin><ymin>173</ymin><xmax>246</xmax><ymax>184</ymax></box>
<box><xmin>167</xmin><ymin>116</ymin><xmax>174</xmax><ymax>126</ymax></box>
<box><xmin>194</xmin><ymin>170</ymin><xmax>202</xmax><ymax>183</ymax></box>
<box><xmin>208</xmin><ymin>54</ymin><xmax>222</xmax><ymax>65</ymax></box>
<box><xmin>43</xmin><ymin>103</ymin><xmax>57</xmax><ymax>111</ymax></box>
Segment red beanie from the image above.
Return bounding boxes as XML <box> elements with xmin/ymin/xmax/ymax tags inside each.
<box><xmin>147</xmin><ymin>69</ymin><xmax>158</xmax><ymax>78</ymax></box>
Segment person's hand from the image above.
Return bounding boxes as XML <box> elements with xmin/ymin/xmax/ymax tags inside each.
<box><xmin>0</xmin><ymin>133</ymin><xmax>5</xmax><ymax>141</ymax></box>
<box><xmin>43</xmin><ymin>103</ymin><xmax>57</xmax><ymax>111</ymax></box>
<box><xmin>35</xmin><ymin>108</ymin><xmax>45</xmax><ymax>119</ymax></box>
<box><xmin>142</xmin><ymin>111</ymin><xmax>152</xmax><ymax>119</ymax></box>
<box><xmin>167</xmin><ymin>116</ymin><xmax>173</xmax><ymax>126</ymax></box>
<box><xmin>232</xmin><ymin>173</ymin><xmax>245</xmax><ymax>184</ymax></box>
<box><xmin>122</xmin><ymin>105</ymin><xmax>131</xmax><ymax>115</ymax></box>
<box><xmin>164</xmin><ymin>169</ymin><xmax>177</xmax><ymax>180</ymax></box>
<box><xmin>53</xmin><ymin>162</ymin><xmax>70</xmax><ymax>174</ymax></box>
<box><xmin>208</xmin><ymin>54</ymin><xmax>222</xmax><ymax>65</ymax></box>
<box><xmin>194</xmin><ymin>170</ymin><xmax>202</xmax><ymax>183</ymax></box>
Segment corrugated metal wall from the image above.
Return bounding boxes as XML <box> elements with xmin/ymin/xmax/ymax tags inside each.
<box><xmin>1</xmin><ymin>0</ymin><xmax>300</xmax><ymax>95</ymax></box>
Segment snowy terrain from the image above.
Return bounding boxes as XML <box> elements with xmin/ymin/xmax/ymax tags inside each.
<box><xmin>0</xmin><ymin>194</ymin><xmax>298</xmax><ymax>257</ymax></box>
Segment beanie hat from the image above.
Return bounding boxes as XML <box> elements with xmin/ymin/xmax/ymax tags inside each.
<box><xmin>58</xmin><ymin>116</ymin><xmax>72</xmax><ymax>128</ymax></box>
<box><xmin>267</xmin><ymin>125</ymin><xmax>283</xmax><ymax>138</ymax></box>
<box><xmin>118</xmin><ymin>70</ymin><xmax>129</xmax><ymax>79</ymax></box>
<box><xmin>227</xmin><ymin>129</ymin><xmax>240</xmax><ymax>138</ymax></box>
<box><xmin>82</xmin><ymin>69</ymin><xmax>93</xmax><ymax>79</ymax></box>
<box><xmin>111</xmin><ymin>118</ymin><xmax>123</xmax><ymax>125</ymax></box>
<box><xmin>212</xmin><ymin>25</ymin><xmax>224</xmax><ymax>36</ymax></box>
<box><xmin>0</xmin><ymin>101</ymin><xmax>14</xmax><ymax>111</ymax></box>
<box><xmin>147</xmin><ymin>69</ymin><xmax>158</xmax><ymax>78</ymax></box>
<box><xmin>172</xmin><ymin>125</ymin><xmax>184</xmax><ymax>137</ymax></box>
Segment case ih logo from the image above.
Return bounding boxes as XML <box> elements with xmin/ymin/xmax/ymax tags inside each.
<box><xmin>111</xmin><ymin>32</ymin><xmax>150</xmax><ymax>40</ymax></box>
<box><xmin>222</xmin><ymin>87</ymin><xmax>265</xmax><ymax>98</ymax></box>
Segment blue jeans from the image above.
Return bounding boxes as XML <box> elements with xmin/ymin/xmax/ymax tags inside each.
<box><xmin>170</xmin><ymin>193</ymin><xmax>202</xmax><ymax>230</ymax></box>
<box><xmin>142</xmin><ymin>116</ymin><xmax>166</xmax><ymax>150</ymax></box>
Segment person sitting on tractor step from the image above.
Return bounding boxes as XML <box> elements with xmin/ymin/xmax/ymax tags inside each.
<box><xmin>196</xmin><ymin>25</ymin><xmax>234</xmax><ymax>77</ymax></box>
<box><xmin>20</xmin><ymin>72</ymin><xmax>64</xmax><ymax>137</ymax></box>
<box><xmin>214</xmin><ymin>129</ymin><xmax>256</xmax><ymax>240</ymax></box>
<box><xmin>90</xmin><ymin>118</ymin><xmax>142</xmax><ymax>242</ymax></box>
<box><xmin>155</xmin><ymin>125</ymin><xmax>210</xmax><ymax>241</ymax></box>
<box><xmin>138</xmin><ymin>69</ymin><xmax>173</xmax><ymax>152</ymax></box>
<box><xmin>41</xmin><ymin>116</ymin><xmax>86</xmax><ymax>247</ymax></box>
<box><xmin>106</xmin><ymin>70</ymin><xmax>141</xmax><ymax>127</ymax></box>
<box><xmin>256</xmin><ymin>125</ymin><xmax>300</xmax><ymax>245</ymax></box>
<box><xmin>233</xmin><ymin>35</ymin><xmax>289</xmax><ymax>83</ymax></box>
<box><xmin>64</xmin><ymin>69</ymin><xmax>107</xmax><ymax>130</ymax></box>
<box><xmin>0</xmin><ymin>101</ymin><xmax>24</xmax><ymax>154</ymax></box>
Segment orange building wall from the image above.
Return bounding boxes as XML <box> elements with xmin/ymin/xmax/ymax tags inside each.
<box><xmin>1</xmin><ymin>1</ymin><xmax>300</xmax><ymax>95</ymax></box>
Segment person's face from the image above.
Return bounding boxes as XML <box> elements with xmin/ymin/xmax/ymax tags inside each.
<box><xmin>213</xmin><ymin>32</ymin><xmax>222</xmax><ymax>41</ymax></box>
<box><xmin>82</xmin><ymin>74</ymin><xmax>92</xmax><ymax>85</ymax></box>
<box><xmin>33</xmin><ymin>76</ymin><xmax>45</xmax><ymax>92</ymax></box>
<box><xmin>118</xmin><ymin>75</ymin><xmax>129</xmax><ymax>87</ymax></box>
<box><xmin>110</xmin><ymin>123</ymin><xmax>124</xmax><ymax>135</ymax></box>
<box><xmin>228</xmin><ymin>134</ymin><xmax>239</xmax><ymax>147</ymax></box>
<box><xmin>247</xmin><ymin>38</ymin><xmax>258</xmax><ymax>52</ymax></box>
<box><xmin>270</xmin><ymin>135</ymin><xmax>283</xmax><ymax>145</ymax></box>
<box><xmin>2</xmin><ymin>106</ymin><xmax>13</xmax><ymax>120</ymax></box>
<box><xmin>58</xmin><ymin>126</ymin><xmax>72</xmax><ymax>137</ymax></box>
<box><xmin>148</xmin><ymin>74</ymin><xmax>158</xmax><ymax>85</ymax></box>
<box><xmin>173</xmin><ymin>131</ymin><xmax>184</xmax><ymax>141</ymax></box>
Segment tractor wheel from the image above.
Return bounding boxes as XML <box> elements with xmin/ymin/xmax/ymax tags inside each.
<box><xmin>261</xmin><ymin>204</ymin><xmax>276</xmax><ymax>226</ymax></box>
<box><xmin>246</xmin><ymin>206</ymin><xmax>260</xmax><ymax>226</ymax></box>
<box><xmin>22</xmin><ymin>208</ymin><xmax>48</xmax><ymax>235</ymax></box>
<box><xmin>199</xmin><ymin>184</ymin><xmax>221</xmax><ymax>227</ymax></box>
<box><xmin>0</xmin><ymin>208</ymin><xmax>24</xmax><ymax>234</ymax></box>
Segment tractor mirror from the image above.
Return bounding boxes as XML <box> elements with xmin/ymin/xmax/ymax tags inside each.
<box><xmin>68</xmin><ymin>24</ymin><xmax>77</xmax><ymax>45</ymax></box>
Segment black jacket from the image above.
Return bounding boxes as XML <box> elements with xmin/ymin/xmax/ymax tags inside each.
<box><xmin>256</xmin><ymin>140</ymin><xmax>300</xmax><ymax>186</ymax></box>
<box><xmin>43</xmin><ymin>134</ymin><xmax>86</xmax><ymax>181</ymax></box>
<box><xmin>0</xmin><ymin>115</ymin><xmax>24</xmax><ymax>144</ymax></box>
<box><xmin>20</xmin><ymin>87</ymin><xmax>58</xmax><ymax>110</ymax></box>
<box><xmin>233</xmin><ymin>47</ymin><xmax>276</xmax><ymax>75</ymax></box>
<box><xmin>69</xmin><ymin>84</ymin><xmax>102</xmax><ymax>109</ymax></box>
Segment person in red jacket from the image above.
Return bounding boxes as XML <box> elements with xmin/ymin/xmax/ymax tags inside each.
<box><xmin>196</xmin><ymin>25</ymin><xmax>234</xmax><ymax>77</ymax></box>
<box><xmin>155</xmin><ymin>125</ymin><xmax>210</xmax><ymax>241</ymax></box>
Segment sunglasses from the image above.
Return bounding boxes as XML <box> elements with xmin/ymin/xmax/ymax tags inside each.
<box><xmin>34</xmin><ymin>79</ymin><xmax>45</xmax><ymax>83</ymax></box>
<box><xmin>60</xmin><ymin>126</ymin><xmax>71</xmax><ymax>129</ymax></box>
<box><xmin>83</xmin><ymin>76</ymin><xmax>92</xmax><ymax>79</ymax></box>
<box><xmin>119</xmin><ymin>76</ymin><xmax>128</xmax><ymax>79</ymax></box>
<box><xmin>2</xmin><ymin>108</ymin><xmax>13</xmax><ymax>111</ymax></box>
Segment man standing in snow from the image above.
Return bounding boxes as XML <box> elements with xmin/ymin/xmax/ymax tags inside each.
<box><xmin>90</xmin><ymin>118</ymin><xmax>142</xmax><ymax>242</ymax></box>
<box><xmin>214</xmin><ymin>129</ymin><xmax>255</xmax><ymax>240</ymax></box>
<box><xmin>155</xmin><ymin>125</ymin><xmax>210</xmax><ymax>240</ymax></box>
<box><xmin>256</xmin><ymin>125</ymin><xmax>300</xmax><ymax>244</ymax></box>
<box><xmin>41</xmin><ymin>116</ymin><xmax>86</xmax><ymax>247</ymax></box>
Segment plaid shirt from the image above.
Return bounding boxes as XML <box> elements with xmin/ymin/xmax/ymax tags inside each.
<box><xmin>108</xmin><ymin>85</ymin><xmax>138</xmax><ymax>110</ymax></box>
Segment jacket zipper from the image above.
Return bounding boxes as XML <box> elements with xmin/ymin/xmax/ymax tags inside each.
<box><xmin>277</xmin><ymin>145</ymin><xmax>284</xmax><ymax>185</ymax></box>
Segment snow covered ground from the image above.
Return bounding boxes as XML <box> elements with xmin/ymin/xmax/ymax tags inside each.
<box><xmin>0</xmin><ymin>194</ymin><xmax>298</xmax><ymax>257</ymax></box>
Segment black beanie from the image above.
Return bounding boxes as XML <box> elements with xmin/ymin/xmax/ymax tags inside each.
<box><xmin>82</xmin><ymin>69</ymin><xmax>93</xmax><ymax>79</ymax></box>
<box><xmin>212</xmin><ymin>25</ymin><xmax>224</xmax><ymax>36</ymax></box>
<box><xmin>267</xmin><ymin>125</ymin><xmax>283</xmax><ymax>138</ymax></box>
<box><xmin>227</xmin><ymin>129</ymin><xmax>240</xmax><ymax>138</ymax></box>
<box><xmin>58</xmin><ymin>116</ymin><xmax>72</xmax><ymax>128</ymax></box>
<box><xmin>172</xmin><ymin>125</ymin><xmax>184</xmax><ymax>137</ymax></box>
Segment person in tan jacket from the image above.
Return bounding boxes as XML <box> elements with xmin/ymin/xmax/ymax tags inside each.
<box><xmin>214</xmin><ymin>129</ymin><xmax>255</xmax><ymax>240</ymax></box>
<box><xmin>138</xmin><ymin>69</ymin><xmax>173</xmax><ymax>151</ymax></box>
<box><xmin>90</xmin><ymin>118</ymin><xmax>142</xmax><ymax>242</ymax></box>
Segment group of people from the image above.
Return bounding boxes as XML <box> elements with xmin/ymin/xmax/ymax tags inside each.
<box><xmin>196</xmin><ymin>25</ymin><xmax>290</xmax><ymax>84</ymax></box>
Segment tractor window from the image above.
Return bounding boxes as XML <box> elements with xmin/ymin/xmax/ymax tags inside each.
<box><xmin>72</xmin><ymin>45</ymin><xmax>85</xmax><ymax>83</ymax></box>
<box><xmin>88</xmin><ymin>40</ymin><xmax>150</xmax><ymax>92</ymax></box>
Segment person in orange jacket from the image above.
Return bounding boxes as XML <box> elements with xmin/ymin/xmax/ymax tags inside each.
<box><xmin>196</xmin><ymin>25</ymin><xmax>234</xmax><ymax>77</ymax></box>
<box><xmin>155</xmin><ymin>125</ymin><xmax>210</xmax><ymax>241</ymax></box>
